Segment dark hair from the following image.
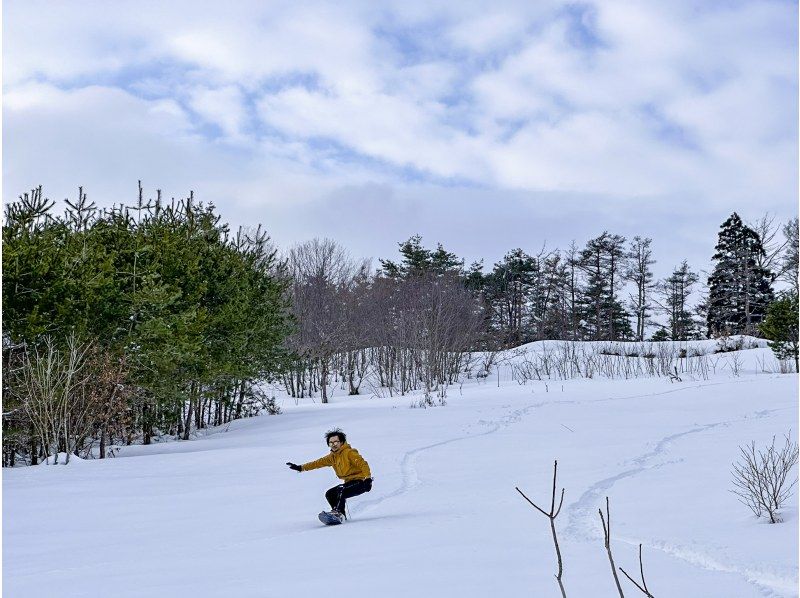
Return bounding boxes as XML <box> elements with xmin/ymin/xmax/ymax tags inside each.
<box><xmin>325</xmin><ymin>428</ymin><xmax>346</xmax><ymax>444</ymax></box>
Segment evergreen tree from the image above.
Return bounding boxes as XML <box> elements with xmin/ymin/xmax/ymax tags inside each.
<box><xmin>564</xmin><ymin>241</ymin><xmax>583</xmax><ymax>340</ymax></box>
<box><xmin>482</xmin><ymin>249</ymin><xmax>539</xmax><ymax>344</ymax></box>
<box><xmin>650</xmin><ymin>326</ymin><xmax>670</xmax><ymax>342</ymax></box>
<box><xmin>707</xmin><ymin>213</ymin><xmax>774</xmax><ymax>336</ymax></box>
<box><xmin>379</xmin><ymin>235</ymin><xmax>463</xmax><ymax>279</ymax></box>
<box><xmin>624</xmin><ymin>236</ymin><xmax>656</xmax><ymax>341</ymax></box>
<box><xmin>759</xmin><ymin>293</ymin><xmax>799</xmax><ymax>372</ymax></box>
<box><xmin>578</xmin><ymin>232</ymin><xmax>633</xmax><ymax>340</ymax></box>
<box><xmin>534</xmin><ymin>253</ymin><xmax>571</xmax><ymax>340</ymax></box>
<box><xmin>3</xmin><ymin>186</ymin><xmax>293</xmax><ymax>455</ymax></box>
<box><xmin>660</xmin><ymin>260</ymin><xmax>699</xmax><ymax>340</ymax></box>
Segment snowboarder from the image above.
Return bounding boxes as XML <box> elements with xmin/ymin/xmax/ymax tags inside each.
<box><xmin>286</xmin><ymin>428</ymin><xmax>373</xmax><ymax>524</ymax></box>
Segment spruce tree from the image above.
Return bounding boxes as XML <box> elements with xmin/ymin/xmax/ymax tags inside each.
<box><xmin>707</xmin><ymin>213</ymin><xmax>774</xmax><ymax>336</ymax></box>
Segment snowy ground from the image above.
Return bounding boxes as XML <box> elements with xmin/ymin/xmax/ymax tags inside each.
<box><xmin>3</xmin><ymin>344</ymin><xmax>798</xmax><ymax>597</ymax></box>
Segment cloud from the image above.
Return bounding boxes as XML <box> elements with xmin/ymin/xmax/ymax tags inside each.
<box><xmin>3</xmin><ymin>0</ymin><xmax>797</xmax><ymax>277</ymax></box>
<box><xmin>186</xmin><ymin>85</ymin><xmax>249</xmax><ymax>141</ymax></box>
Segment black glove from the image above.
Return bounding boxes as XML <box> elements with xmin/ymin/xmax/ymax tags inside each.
<box><xmin>286</xmin><ymin>462</ymin><xmax>302</xmax><ymax>472</ymax></box>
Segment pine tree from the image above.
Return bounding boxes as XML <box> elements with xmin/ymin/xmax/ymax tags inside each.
<box><xmin>660</xmin><ymin>260</ymin><xmax>699</xmax><ymax>340</ymax></box>
<box><xmin>759</xmin><ymin>293</ymin><xmax>799</xmax><ymax>372</ymax></box>
<box><xmin>707</xmin><ymin>213</ymin><xmax>774</xmax><ymax>336</ymax></box>
<box><xmin>379</xmin><ymin>235</ymin><xmax>463</xmax><ymax>279</ymax></box>
<box><xmin>650</xmin><ymin>326</ymin><xmax>670</xmax><ymax>342</ymax></box>
<box><xmin>579</xmin><ymin>232</ymin><xmax>632</xmax><ymax>340</ymax></box>
<box><xmin>3</xmin><ymin>187</ymin><xmax>293</xmax><ymax>453</ymax></box>
<box><xmin>624</xmin><ymin>236</ymin><xmax>656</xmax><ymax>341</ymax></box>
<box><xmin>534</xmin><ymin>253</ymin><xmax>571</xmax><ymax>340</ymax></box>
<box><xmin>483</xmin><ymin>249</ymin><xmax>539</xmax><ymax>344</ymax></box>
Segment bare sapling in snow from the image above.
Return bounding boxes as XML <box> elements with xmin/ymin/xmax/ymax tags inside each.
<box><xmin>598</xmin><ymin>496</ymin><xmax>626</xmax><ymax>597</ymax></box>
<box><xmin>600</xmin><ymin>497</ymin><xmax>657</xmax><ymax>597</ymax></box>
<box><xmin>731</xmin><ymin>433</ymin><xmax>799</xmax><ymax>523</ymax></box>
<box><xmin>517</xmin><ymin>465</ymin><xmax>661</xmax><ymax>597</ymax></box>
<box><xmin>13</xmin><ymin>334</ymin><xmax>92</xmax><ymax>464</ymax></box>
<box><xmin>726</xmin><ymin>353</ymin><xmax>744</xmax><ymax>377</ymax></box>
<box><xmin>619</xmin><ymin>544</ymin><xmax>656</xmax><ymax>598</ymax></box>
<box><xmin>516</xmin><ymin>460</ymin><xmax>567</xmax><ymax>598</ymax></box>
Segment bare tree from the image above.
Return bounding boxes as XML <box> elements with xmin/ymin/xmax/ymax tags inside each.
<box><xmin>780</xmin><ymin>217</ymin><xmax>799</xmax><ymax>295</ymax></box>
<box><xmin>516</xmin><ymin>460</ymin><xmax>567</xmax><ymax>598</ymax></box>
<box><xmin>285</xmin><ymin>239</ymin><xmax>369</xmax><ymax>402</ymax></box>
<box><xmin>750</xmin><ymin>213</ymin><xmax>791</xmax><ymax>284</ymax></box>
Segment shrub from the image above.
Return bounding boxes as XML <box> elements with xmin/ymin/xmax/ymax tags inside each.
<box><xmin>731</xmin><ymin>434</ymin><xmax>799</xmax><ymax>523</ymax></box>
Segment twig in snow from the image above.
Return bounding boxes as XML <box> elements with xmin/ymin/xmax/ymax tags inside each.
<box><xmin>599</xmin><ymin>496</ymin><xmax>625</xmax><ymax>597</ymax></box>
<box><xmin>516</xmin><ymin>460</ymin><xmax>567</xmax><ymax>597</ymax></box>
<box><xmin>619</xmin><ymin>544</ymin><xmax>655</xmax><ymax>597</ymax></box>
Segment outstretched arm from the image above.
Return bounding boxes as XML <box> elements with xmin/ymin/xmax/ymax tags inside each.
<box><xmin>299</xmin><ymin>453</ymin><xmax>334</xmax><ymax>472</ymax></box>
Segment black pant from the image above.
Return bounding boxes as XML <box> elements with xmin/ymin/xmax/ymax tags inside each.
<box><xmin>325</xmin><ymin>478</ymin><xmax>373</xmax><ymax>513</ymax></box>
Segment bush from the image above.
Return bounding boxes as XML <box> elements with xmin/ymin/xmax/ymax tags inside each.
<box><xmin>731</xmin><ymin>434</ymin><xmax>799</xmax><ymax>523</ymax></box>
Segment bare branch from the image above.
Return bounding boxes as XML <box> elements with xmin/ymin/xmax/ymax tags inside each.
<box><xmin>620</xmin><ymin>544</ymin><xmax>655</xmax><ymax>597</ymax></box>
<box><xmin>599</xmin><ymin>497</ymin><xmax>625</xmax><ymax>597</ymax></box>
<box><xmin>515</xmin><ymin>487</ymin><xmax>550</xmax><ymax>518</ymax></box>
<box><xmin>517</xmin><ymin>460</ymin><xmax>567</xmax><ymax>597</ymax></box>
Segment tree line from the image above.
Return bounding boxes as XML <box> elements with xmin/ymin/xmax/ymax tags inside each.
<box><xmin>280</xmin><ymin>215</ymin><xmax>797</xmax><ymax>404</ymax></box>
<box><xmin>3</xmin><ymin>186</ymin><xmax>798</xmax><ymax>465</ymax></box>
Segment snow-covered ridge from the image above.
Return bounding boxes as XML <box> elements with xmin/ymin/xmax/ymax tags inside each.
<box><xmin>465</xmin><ymin>336</ymin><xmax>782</xmax><ymax>388</ymax></box>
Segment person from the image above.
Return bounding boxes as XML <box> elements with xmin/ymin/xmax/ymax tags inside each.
<box><xmin>286</xmin><ymin>428</ymin><xmax>373</xmax><ymax>523</ymax></box>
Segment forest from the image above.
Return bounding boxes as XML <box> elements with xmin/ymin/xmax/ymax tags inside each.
<box><xmin>3</xmin><ymin>186</ymin><xmax>798</xmax><ymax>466</ymax></box>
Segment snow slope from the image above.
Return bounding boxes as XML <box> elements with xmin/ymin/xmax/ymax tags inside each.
<box><xmin>3</xmin><ymin>345</ymin><xmax>798</xmax><ymax>597</ymax></box>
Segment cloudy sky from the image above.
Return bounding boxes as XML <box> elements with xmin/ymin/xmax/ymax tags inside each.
<box><xmin>3</xmin><ymin>0</ymin><xmax>797</xmax><ymax>277</ymax></box>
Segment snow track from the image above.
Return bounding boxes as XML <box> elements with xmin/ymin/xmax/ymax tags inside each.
<box><xmin>352</xmin><ymin>400</ymin><xmax>549</xmax><ymax>515</ymax></box>
<box><xmin>564</xmin><ymin>405</ymin><xmax>794</xmax><ymax>597</ymax></box>
<box><xmin>356</xmin><ymin>378</ymin><xmax>796</xmax><ymax>596</ymax></box>
<box><xmin>629</xmin><ymin>537</ymin><xmax>799</xmax><ymax>598</ymax></box>
<box><xmin>358</xmin><ymin>378</ymin><xmax>782</xmax><ymax>520</ymax></box>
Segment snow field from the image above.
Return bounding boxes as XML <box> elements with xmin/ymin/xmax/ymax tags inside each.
<box><xmin>3</xmin><ymin>345</ymin><xmax>798</xmax><ymax>597</ymax></box>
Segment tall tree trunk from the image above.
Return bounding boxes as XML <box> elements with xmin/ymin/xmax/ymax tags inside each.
<box><xmin>182</xmin><ymin>386</ymin><xmax>196</xmax><ymax>441</ymax></box>
<box><xmin>30</xmin><ymin>428</ymin><xmax>38</xmax><ymax>465</ymax></box>
<box><xmin>320</xmin><ymin>358</ymin><xmax>329</xmax><ymax>403</ymax></box>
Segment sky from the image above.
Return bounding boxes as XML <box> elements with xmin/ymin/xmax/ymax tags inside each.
<box><xmin>3</xmin><ymin>0</ymin><xmax>798</xmax><ymax>279</ymax></box>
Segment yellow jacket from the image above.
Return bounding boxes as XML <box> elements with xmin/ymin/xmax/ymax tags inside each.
<box><xmin>301</xmin><ymin>443</ymin><xmax>371</xmax><ymax>481</ymax></box>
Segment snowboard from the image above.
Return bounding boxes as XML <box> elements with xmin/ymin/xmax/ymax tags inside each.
<box><xmin>318</xmin><ymin>511</ymin><xmax>344</xmax><ymax>526</ymax></box>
